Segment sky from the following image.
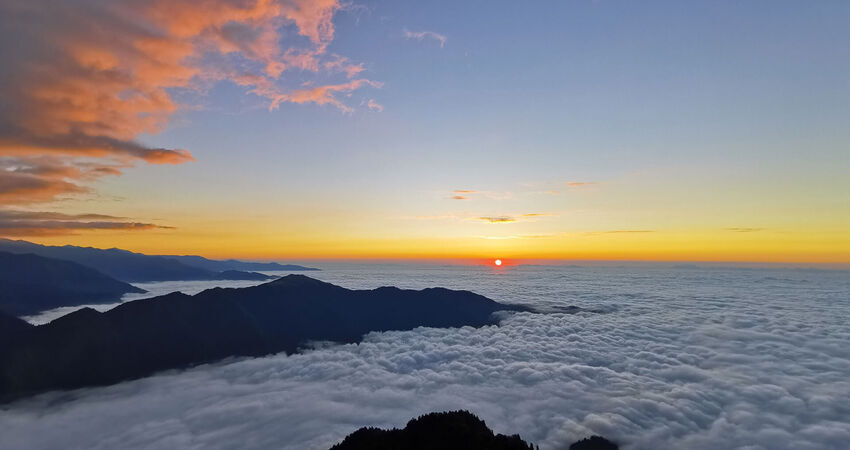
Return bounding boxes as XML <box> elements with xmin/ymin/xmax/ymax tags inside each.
<box><xmin>0</xmin><ymin>0</ymin><xmax>848</xmax><ymax>264</ymax></box>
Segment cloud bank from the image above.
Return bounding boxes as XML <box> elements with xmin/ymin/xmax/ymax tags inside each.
<box><xmin>0</xmin><ymin>0</ymin><xmax>377</xmax><ymax>207</ymax></box>
<box><xmin>2</xmin><ymin>267</ymin><xmax>848</xmax><ymax>450</ymax></box>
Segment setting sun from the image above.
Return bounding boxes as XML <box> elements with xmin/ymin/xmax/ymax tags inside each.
<box><xmin>494</xmin><ymin>259</ymin><xmax>502</xmax><ymax>266</ymax></box>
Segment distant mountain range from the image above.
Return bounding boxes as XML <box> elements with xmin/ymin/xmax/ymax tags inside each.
<box><xmin>0</xmin><ymin>239</ymin><xmax>316</xmax><ymax>283</ymax></box>
<box><xmin>0</xmin><ymin>275</ymin><xmax>526</xmax><ymax>402</ymax></box>
<box><xmin>160</xmin><ymin>254</ymin><xmax>319</xmax><ymax>273</ymax></box>
<box><xmin>328</xmin><ymin>410</ymin><xmax>618</xmax><ymax>450</ymax></box>
<box><xmin>0</xmin><ymin>252</ymin><xmax>145</xmax><ymax>316</ymax></box>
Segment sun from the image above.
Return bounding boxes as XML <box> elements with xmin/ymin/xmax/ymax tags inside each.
<box><xmin>494</xmin><ymin>259</ymin><xmax>502</xmax><ymax>266</ymax></box>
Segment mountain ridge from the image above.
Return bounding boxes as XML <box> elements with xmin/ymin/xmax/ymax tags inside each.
<box><xmin>0</xmin><ymin>239</ymin><xmax>314</xmax><ymax>282</ymax></box>
<box><xmin>0</xmin><ymin>251</ymin><xmax>145</xmax><ymax>316</ymax></box>
<box><xmin>0</xmin><ymin>275</ymin><xmax>527</xmax><ymax>402</ymax></box>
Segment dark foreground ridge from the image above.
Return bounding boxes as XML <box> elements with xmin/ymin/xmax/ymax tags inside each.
<box><xmin>0</xmin><ymin>251</ymin><xmax>145</xmax><ymax>316</ymax></box>
<box><xmin>0</xmin><ymin>275</ymin><xmax>526</xmax><ymax>402</ymax></box>
<box><xmin>0</xmin><ymin>238</ymin><xmax>314</xmax><ymax>282</ymax></box>
<box><xmin>328</xmin><ymin>410</ymin><xmax>619</xmax><ymax>450</ymax></box>
<box><xmin>329</xmin><ymin>410</ymin><xmax>535</xmax><ymax>450</ymax></box>
<box><xmin>569</xmin><ymin>436</ymin><xmax>619</xmax><ymax>450</ymax></box>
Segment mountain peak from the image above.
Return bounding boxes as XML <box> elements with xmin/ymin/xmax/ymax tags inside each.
<box><xmin>266</xmin><ymin>274</ymin><xmax>332</xmax><ymax>288</ymax></box>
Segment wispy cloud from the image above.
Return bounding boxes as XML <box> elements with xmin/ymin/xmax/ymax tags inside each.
<box><xmin>449</xmin><ymin>189</ymin><xmax>478</xmax><ymax>200</ymax></box>
<box><xmin>408</xmin><ymin>212</ymin><xmax>552</xmax><ymax>224</ymax></box>
<box><xmin>476</xmin><ymin>234</ymin><xmax>555</xmax><ymax>240</ymax></box>
<box><xmin>567</xmin><ymin>182</ymin><xmax>598</xmax><ymax>187</ymax></box>
<box><xmin>584</xmin><ymin>230</ymin><xmax>655</xmax><ymax>235</ymax></box>
<box><xmin>726</xmin><ymin>227</ymin><xmax>765</xmax><ymax>233</ymax></box>
<box><xmin>0</xmin><ymin>210</ymin><xmax>172</xmax><ymax>236</ymax></box>
<box><xmin>366</xmin><ymin>99</ymin><xmax>384</xmax><ymax>112</ymax></box>
<box><xmin>403</xmin><ymin>29</ymin><xmax>447</xmax><ymax>47</ymax></box>
<box><xmin>478</xmin><ymin>216</ymin><xmax>516</xmax><ymax>223</ymax></box>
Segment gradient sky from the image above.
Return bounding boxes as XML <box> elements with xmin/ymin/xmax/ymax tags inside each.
<box><xmin>0</xmin><ymin>0</ymin><xmax>848</xmax><ymax>264</ymax></box>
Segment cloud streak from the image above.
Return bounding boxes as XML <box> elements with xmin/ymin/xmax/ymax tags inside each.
<box><xmin>0</xmin><ymin>210</ymin><xmax>172</xmax><ymax>236</ymax></box>
<box><xmin>475</xmin><ymin>214</ymin><xmax>554</xmax><ymax>223</ymax></box>
<box><xmin>478</xmin><ymin>216</ymin><xmax>517</xmax><ymax>223</ymax></box>
<box><xmin>583</xmin><ymin>230</ymin><xmax>655</xmax><ymax>235</ymax></box>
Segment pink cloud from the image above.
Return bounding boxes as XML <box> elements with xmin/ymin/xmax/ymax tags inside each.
<box><xmin>0</xmin><ymin>0</ymin><xmax>375</xmax><ymax>206</ymax></box>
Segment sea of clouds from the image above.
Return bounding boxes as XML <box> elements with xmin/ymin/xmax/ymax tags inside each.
<box><xmin>3</xmin><ymin>265</ymin><xmax>849</xmax><ymax>449</ymax></box>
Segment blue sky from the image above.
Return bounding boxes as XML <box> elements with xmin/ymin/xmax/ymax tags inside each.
<box><xmin>2</xmin><ymin>0</ymin><xmax>848</xmax><ymax>262</ymax></box>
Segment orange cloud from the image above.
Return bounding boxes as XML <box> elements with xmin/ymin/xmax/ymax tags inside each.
<box><xmin>0</xmin><ymin>0</ymin><xmax>375</xmax><ymax>206</ymax></box>
<box><xmin>0</xmin><ymin>210</ymin><xmax>172</xmax><ymax>236</ymax></box>
<box><xmin>325</xmin><ymin>56</ymin><xmax>365</xmax><ymax>78</ymax></box>
<box><xmin>276</xmin><ymin>80</ymin><xmax>383</xmax><ymax>112</ymax></box>
<box><xmin>453</xmin><ymin>190</ymin><xmax>477</xmax><ymax>194</ymax></box>
<box><xmin>0</xmin><ymin>172</ymin><xmax>88</xmax><ymax>205</ymax></box>
<box><xmin>451</xmin><ymin>195</ymin><xmax>469</xmax><ymax>200</ymax></box>
<box><xmin>567</xmin><ymin>182</ymin><xmax>597</xmax><ymax>187</ymax></box>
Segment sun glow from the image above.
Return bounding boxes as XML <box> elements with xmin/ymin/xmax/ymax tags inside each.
<box><xmin>494</xmin><ymin>259</ymin><xmax>502</xmax><ymax>266</ymax></box>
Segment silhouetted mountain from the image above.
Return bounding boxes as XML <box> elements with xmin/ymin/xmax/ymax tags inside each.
<box><xmin>0</xmin><ymin>239</ymin><xmax>280</xmax><ymax>282</ymax></box>
<box><xmin>329</xmin><ymin>410</ymin><xmax>619</xmax><ymax>450</ymax></box>
<box><xmin>329</xmin><ymin>410</ymin><xmax>535</xmax><ymax>450</ymax></box>
<box><xmin>0</xmin><ymin>252</ymin><xmax>145</xmax><ymax>316</ymax></box>
<box><xmin>213</xmin><ymin>270</ymin><xmax>274</xmax><ymax>281</ymax></box>
<box><xmin>0</xmin><ymin>275</ymin><xmax>526</xmax><ymax>401</ymax></box>
<box><xmin>0</xmin><ymin>310</ymin><xmax>34</xmax><ymax>340</ymax></box>
<box><xmin>161</xmin><ymin>254</ymin><xmax>318</xmax><ymax>272</ymax></box>
<box><xmin>569</xmin><ymin>436</ymin><xmax>619</xmax><ymax>450</ymax></box>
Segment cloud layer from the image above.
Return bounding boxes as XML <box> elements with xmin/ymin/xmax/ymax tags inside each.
<box><xmin>0</xmin><ymin>0</ymin><xmax>376</xmax><ymax>207</ymax></box>
<box><xmin>2</xmin><ymin>267</ymin><xmax>848</xmax><ymax>450</ymax></box>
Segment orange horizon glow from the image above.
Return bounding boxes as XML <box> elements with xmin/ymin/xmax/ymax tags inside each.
<box><xmin>7</xmin><ymin>234</ymin><xmax>849</xmax><ymax>270</ymax></box>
